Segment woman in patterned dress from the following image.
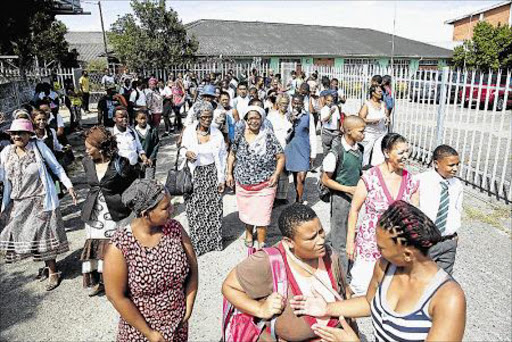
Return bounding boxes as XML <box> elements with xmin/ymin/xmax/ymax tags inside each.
<box><xmin>104</xmin><ymin>179</ymin><xmax>198</xmax><ymax>342</ymax></box>
<box><xmin>346</xmin><ymin>133</ymin><xmax>419</xmax><ymax>296</ymax></box>
<box><xmin>226</xmin><ymin>105</ymin><xmax>285</xmax><ymax>249</ymax></box>
<box><xmin>81</xmin><ymin>126</ymin><xmax>139</xmax><ymax>296</ymax></box>
<box><xmin>181</xmin><ymin>101</ymin><xmax>227</xmax><ymax>256</ymax></box>
<box><xmin>0</xmin><ymin>117</ymin><xmax>77</xmax><ymax>291</ymax></box>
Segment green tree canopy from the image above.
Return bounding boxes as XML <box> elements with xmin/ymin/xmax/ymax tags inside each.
<box><xmin>453</xmin><ymin>21</ymin><xmax>512</xmax><ymax>70</ymax></box>
<box><xmin>0</xmin><ymin>0</ymin><xmax>78</xmax><ymax>70</ymax></box>
<box><xmin>108</xmin><ymin>0</ymin><xmax>198</xmax><ymax>71</ymax></box>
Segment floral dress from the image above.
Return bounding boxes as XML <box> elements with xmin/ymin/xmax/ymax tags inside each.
<box><xmin>111</xmin><ymin>219</ymin><xmax>190</xmax><ymax>342</ymax></box>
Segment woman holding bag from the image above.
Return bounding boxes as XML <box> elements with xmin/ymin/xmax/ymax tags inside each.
<box><xmin>180</xmin><ymin>101</ymin><xmax>227</xmax><ymax>256</ymax></box>
<box><xmin>226</xmin><ymin>105</ymin><xmax>285</xmax><ymax>249</ymax></box>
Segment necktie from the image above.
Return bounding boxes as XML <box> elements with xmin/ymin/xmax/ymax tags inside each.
<box><xmin>435</xmin><ymin>181</ymin><xmax>450</xmax><ymax>234</ymax></box>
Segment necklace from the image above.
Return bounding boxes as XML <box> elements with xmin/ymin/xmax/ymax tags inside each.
<box><xmin>197</xmin><ymin>128</ymin><xmax>210</xmax><ymax>136</ymax></box>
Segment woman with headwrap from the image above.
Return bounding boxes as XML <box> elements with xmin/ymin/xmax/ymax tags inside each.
<box><xmin>180</xmin><ymin>101</ymin><xmax>227</xmax><ymax>256</ymax></box>
<box><xmin>81</xmin><ymin>126</ymin><xmax>139</xmax><ymax>296</ymax></box>
<box><xmin>104</xmin><ymin>179</ymin><xmax>198</xmax><ymax>342</ymax></box>
<box><xmin>226</xmin><ymin>105</ymin><xmax>285</xmax><ymax>249</ymax></box>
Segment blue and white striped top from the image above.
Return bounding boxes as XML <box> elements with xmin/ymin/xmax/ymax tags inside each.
<box><xmin>371</xmin><ymin>263</ymin><xmax>452</xmax><ymax>342</ymax></box>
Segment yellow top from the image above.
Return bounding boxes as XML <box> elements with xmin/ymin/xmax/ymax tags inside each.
<box><xmin>79</xmin><ymin>76</ymin><xmax>90</xmax><ymax>93</ymax></box>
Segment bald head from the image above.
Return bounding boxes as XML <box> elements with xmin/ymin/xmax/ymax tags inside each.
<box><xmin>343</xmin><ymin>115</ymin><xmax>365</xmax><ymax>132</ymax></box>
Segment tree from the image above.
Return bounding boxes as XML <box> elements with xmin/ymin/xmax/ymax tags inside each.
<box><xmin>87</xmin><ymin>58</ymin><xmax>108</xmax><ymax>73</ymax></box>
<box><xmin>0</xmin><ymin>0</ymin><xmax>78</xmax><ymax>71</ymax></box>
<box><xmin>453</xmin><ymin>21</ymin><xmax>512</xmax><ymax>70</ymax></box>
<box><xmin>108</xmin><ymin>0</ymin><xmax>198</xmax><ymax>71</ymax></box>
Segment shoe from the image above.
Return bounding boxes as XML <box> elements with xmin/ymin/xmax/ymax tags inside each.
<box><xmin>273</xmin><ymin>199</ymin><xmax>289</xmax><ymax>208</ymax></box>
<box><xmin>162</xmin><ymin>131</ymin><xmax>169</xmax><ymax>137</ymax></box>
<box><xmin>88</xmin><ymin>283</ymin><xmax>104</xmax><ymax>297</ymax></box>
<box><xmin>45</xmin><ymin>272</ymin><xmax>62</xmax><ymax>291</ymax></box>
<box><xmin>244</xmin><ymin>231</ymin><xmax>254</xmax><ymax>248</ymax></box>
<box><xmin>257</xmin><ymin>242</ymin><xmax>266</xmax><ymax>250</ymax></box>
<box><xmin>36</xmin><ymin>267</ymin><xmax>49</xmax><ymax>281</ymax></box>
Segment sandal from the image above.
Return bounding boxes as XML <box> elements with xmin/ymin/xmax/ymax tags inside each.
<box><xmin>244</xmin><ymin>231</ymin><xmax>254</xmax><ymax>248</ymax></box>
<box><xmin>36</xmin><ymin>267</ymin><xmax>49</xmax><ymax>281</ymax></box>
<box><xmin>45</xmin><ymin>272</ymin><xmax>62</xmax><ymax>292</ymax></box>
<box><xmin>88</xmin><ymin>283</ymin><xmax>104</xmax><ymax>297</ymax></box>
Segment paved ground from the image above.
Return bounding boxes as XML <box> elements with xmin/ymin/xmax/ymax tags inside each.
<box><xmin>0</xmin><ymin>109</ymin><xmax>511</xmax><ymax>341</ymax></box>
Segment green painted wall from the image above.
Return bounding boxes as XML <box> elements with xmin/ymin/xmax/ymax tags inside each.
<box><xmin>334</xmin><ymin>58</ymin><xmax>345</xmax><ymax>68</ymax></box>
<box><xmin>409</xmin><ymin>59</ymin><xmax>420</xmax><ymax>71</ymax></box>
<box><xmin>301</xmin><ymin>57</ymin><xmax>314</xmax><ymax>67</ymax></box>
<box><xmin>378</xmin><ymin>58</ymin><xmax>390</xmax><ymax>68</ymax></box>
<box><xmin>270</xmin><ymin>57</ymin><xmax>280</xmax><ymax>72</ymax></box>
<box><xmin>438</xmin><ymin>59</ymin><xmax>447</xmax><ymax>68</ymax></box>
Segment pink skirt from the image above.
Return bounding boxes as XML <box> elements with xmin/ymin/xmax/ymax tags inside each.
<box><xmin>236</xmin><ymin>180</ymin><xmax>277</xmax><ymax>226</ymax></box>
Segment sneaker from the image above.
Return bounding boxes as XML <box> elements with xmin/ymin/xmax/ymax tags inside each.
<box><xmin>162</xmin><ymin>131</ymin><xmax>169</xmax><ymax>137</ymax></box>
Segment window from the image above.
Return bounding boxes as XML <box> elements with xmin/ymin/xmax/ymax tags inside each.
<box><xmin>344</xmin><ymin>58</ymin><xmax>379</xmax><ymax>66</ymax></box>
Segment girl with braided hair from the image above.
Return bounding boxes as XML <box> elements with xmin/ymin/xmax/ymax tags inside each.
<box><xmin>291</xmin><ymin>200</ymin><xmax>467</xmax><ymax>342</ymax></box>
<box><xmin>80</xmin><ymin>126</ymin><xmax>139</xmax><ymax>296</ymax></box>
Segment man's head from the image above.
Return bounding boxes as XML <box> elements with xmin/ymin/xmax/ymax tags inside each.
<box><xmin>371</xmin><ymin>75</ymin><xmax>382</xmax><ymax>86</ymax></box>
<box><xmin>114</xmin><ymin>107</ymin><xmax>129</xmax><ymax>130</ymax></box>
<box><xmin>237</xmin><ymin>82</ymin><xmax>248</xmax><ymax>98</ymax></box>
<box><xmin>135</xmin><ymin>109</ymin><xmax>149</xmax><ymax>128</ymax></box>
<box><xmin>343</xmin><ymin>115</ymin><xmax>365</xmax><ymax>142</ymax></box>
<box><xmin>248</xmin><ymin>87</ymin><xmax>258</xmax><ymax>100</ymax></box>
<box><xmin>298</xmin><ymin>83</ymin><xmax>310</xmax><ymax>97</ymax></box>
<box><xmin>291</xmin><ymin>95</ymin><xmax>304</xmax><ymax>112</ymax></box>
<box><xmin>219</xmin><ymin>91</ymin><xmax>231</xmax><ymax>109</ymax></box>
<box><xmin>291</xmin><ymin>71</ymin><xmax>297</xmax><ymax>79</ymax></box>
<box><xmin>432</xmin><ymin>145</ymin><xmax>460</xmax><ymax>179</ymax></box>
<box><xmin>324</xmin><ymin>94</ymin><xmax>334</xmax><ymax>107</ymax></box>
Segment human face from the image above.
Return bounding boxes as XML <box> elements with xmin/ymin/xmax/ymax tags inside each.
<box><xmin>385</xmin><ymin>142</ymin><xmax>409</xmax><ymax>169</ymax></box>
<box><xmin>198</xmin><ymin>111</ymin><xmax>213</xmax><ymax>129</ymax></box>
<box><xmin>324</xmin><ymin>96</ymin><xmax>334</xmax><ymax>107</ymax></box>
<box><xmin>202</xmin><ymin>95</ymin><xmax>215</xmax><ymax>103</ymax></box>
<box><xmin>238</xmin><ymin>85</ymin><xmax>248</xmax><ymax>98</ymax></box>
<box><xmin>330</xmin><ymin>80</ymin><xmax>339</xmax><ymax>90</ymax></box>
<box><xmin>33</xmin><ymin>114</ymin><xmax>48</xmax><ymax>130</ymax></box>
<box><xmin>39</xmin><ymin>105</ymin><xmax>51</xmax><ymax>116</ymax></box>
<box><xmin>287</xmin><ymin>217</ymin><xmax>326</xmax><ymax>260</ymax></box>
<box><xmin>298</xmin><ymin>87</ymin><xmax>309</xmax><ymax>97</ymax></box>
<box><xmin>249</xmin><ymin>88</ymin><xmax>258</xmax><ymax>99</ymax></box>
<box><xmin>435</xmin><ymin>155</ymin><xmax>460</xmax><ymax>179</ymax></box>
<box><xmin>292</xmin><ymin>98</ymin><xmax>304</xmax><ymax>112</ymax></box>
<box><xmin>115</xmin><ymin>111</ymin><xmax>129</xmax><ymax>130</ymax></box>
<box><xmin>136</xmin><ymin>113</ymin><xmax>148</xmax><ymax>128</ymax></box>
<box><xmin>246</xmin><ymin>111</ymin><xmax>262</xmax><ymax>132</ymax></box>
<box><xmin>84</xmin><ymin>140</ymin><xmax>103</xmax><ymax>161</ymax></box>
<box><xmin>147</xmin><ymin>194</ymin><xmax>173</xmax><ymax>226</ymax></box>
<box><xmin>271</xmin><ymin>79</ymin><xmax>279</xmax><ymax>88</ymax></box>
<box><xmin>278</xmin><ymin>99</ymin><xmax>290</xmax><ymax>113</ymax></box>
<box><xmin>376</xmin><ymin>226</ymin><xmax>406</xmax><ymax>266</ymax></box>
<box><xmin>346</xmin><ymin>123</ymin><xmax>366</xmax><ymax>142</ymax></box>
<box><xmin>10</xmin><ymin>131</ymin><xmax>31</xmax><ymax>148</ymax></box>
<box><xmin>372</xmin><ymin>87</ymin><xmax>383</xmax><ymax>100</ymax></box>
<box><xmin>220</xmin><ymin>95</ymin><xmax>230</xmax><ymax>108</ymax></box>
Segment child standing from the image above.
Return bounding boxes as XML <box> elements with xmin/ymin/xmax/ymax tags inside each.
<box><xmin>67</xmin><ymin>87</ymin><xmax>83</xmax><ymax>131</ymax></box>
<box><xmin>321</xmin><ymin>116</ymin><xmax>366</xmax><ymax>278</ymax></box>
<box><xmin>320</xmin><ymin>94</ymin><xmax>341</xmax><ymax>158</ymax></box>
<box><xmin>417</xmin><ymin>145</ymin><xmax>462</xmax><ymax>274</ymax></box>
<box><xmin>134</xmin><ymin>109</ymin><xmax>159</xmax><ymax>178</ymax></box>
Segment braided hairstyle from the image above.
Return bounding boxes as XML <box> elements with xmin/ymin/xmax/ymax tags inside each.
<box><xmin>85</xmin><ymin>125</ymin><xmax>118</xmax><ymax>159</ymax></box>
<box><xmin>278</xmin><ymin>203</ymin><xmax>318</xmax><ymax>239</ymax></box>
<box><xmin>378</xmin><ymin>200</ymin><xmax>442</xmax><ymax>255</ymax></box>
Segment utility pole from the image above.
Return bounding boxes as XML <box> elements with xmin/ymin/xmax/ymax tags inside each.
<box><xmin>390</xmin><ymin>0</ymin><xmax>396</xmax><ymax>71</ymax></box>
<box><xmin>98</xmin><ymin>1</ymin><xmax>109</xmax><ymax>70</ymax></box>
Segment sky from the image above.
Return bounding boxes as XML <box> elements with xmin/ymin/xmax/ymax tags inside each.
<box><xmin>58</xmin><ymin>0</ymin><xmax>501</xmax><ymax>49</ymax></box>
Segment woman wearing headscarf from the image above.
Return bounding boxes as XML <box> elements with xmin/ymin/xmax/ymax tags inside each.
<box><xmin>0</xmin><ymin>117</ymin><xmax>77</xmax><ymax>291</ymax></box>
<box><xmin>226</xmin><ymin>105</ymin><xmax>285</xmax><ymax>249</ymax></box>
<box><xmin>81</xmin><ymin>126</ymin><xmax>139</xmax><ymax>296</ymax></box>
<box><xmin>181</xmin><ymin>101</ymin><xmax>227</xmax><ymax>256</ymax></box>
<box><xmin>104</xmin><ymin>179</ymin><xmax>198</xmax><ymax>342</ymax></box>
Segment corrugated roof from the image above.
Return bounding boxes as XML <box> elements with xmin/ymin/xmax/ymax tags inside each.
<box><xmin>65</xmin><ymin>32</ymin><xmax>112</xmax><ymax>62</ymax></box>
<box><xmin>186</xmin><ymin>19</ymin><xmax>453</xmax><ymax>59</ymax></box>
<box><xmin>445</xmin><ymin>0</ymin><xmax>511</xmax><ymax>24</ymax></box>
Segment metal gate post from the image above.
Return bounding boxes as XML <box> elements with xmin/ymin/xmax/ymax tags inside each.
<box><xmin>436</xmin><ymin>66</ymin><xmax>449</xmax><ymax>147</ymax></box>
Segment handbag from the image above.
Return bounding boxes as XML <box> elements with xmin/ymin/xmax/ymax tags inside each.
<box><xmin>165</xmin><ymin>147</ymin><xmax>193</xmax><ymax>196</ymax></box>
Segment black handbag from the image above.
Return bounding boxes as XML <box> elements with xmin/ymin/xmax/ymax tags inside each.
<box><xmin>165</xmin><ymin>147</ymin><xmax>193</xmax><ymax>196</ymax></box>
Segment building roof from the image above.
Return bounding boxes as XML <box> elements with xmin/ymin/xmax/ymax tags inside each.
<box><xmin>185</xmin><ymin>19</ymin><xmax>453</xmax><ymax>59</ymax></box>
<box><xmin>53</xmin><ymin>0</ymin><xmax>90</xmax><ymax>15</ymax></box>
<box><xmin>65</xmin><ymin>32</ymin><xmax>113</xmax><ymax>62</ymax></box>
<box><xmin>445</xmin><ymin>0</ymin><xmax>511</xmax><ymax>24</ymax></box>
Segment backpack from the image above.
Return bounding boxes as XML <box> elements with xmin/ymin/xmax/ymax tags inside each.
<box><xmin>222</xmin><ymin>247</ymin><xmax>288</xmax><ymax>342</ymax></box>
<box><xmin>318</xmin><ymin>137</ymin><xmax>364</xmax><ymax>202</ymax></box>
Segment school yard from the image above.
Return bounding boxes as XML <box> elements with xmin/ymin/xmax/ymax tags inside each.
<box><xmin>0</xmin><ymin>109</ymin><xmax>511</xmax><ymax>342</ymax></box>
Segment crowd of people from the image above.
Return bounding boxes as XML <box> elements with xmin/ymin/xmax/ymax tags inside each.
<box><xmin>0</xmin><ymin>66</ymin><xmax>467</xmax><ymax>341</ymax></box>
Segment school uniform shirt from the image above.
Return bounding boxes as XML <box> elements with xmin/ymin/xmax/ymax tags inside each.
<box><xmin>112</xmin><ymin>126</ymin><xmax>146</xmax><ymax>166</ymax></box>
<box><xmin>322</xmin><ymin>136</ymin><xmax>358</xmax><ymax>173</ymax></box>
<box><xmin>320</xmin><ymin>105</ymin><xmax>340</xmax><ymax>131</ymax></box>
<box><xmin>49</xmin><ymin>113</ymin><xmax>65</xmax><ymax>129</ymax></box>
<box><xmin>232</xmin><ymin>96</ymin><xmax>250</xmax><ymax>116</ymax></box>
<box><xmin>129</xmin><ymin>88</ymin><xmax>148</xmax><ymax>107</ymax></box>
<box><xmin>416</xmin><ymin>170</ymin><xmax>463</xmax><ymax>236</ymax></box>
<box><xmin>267</xmin><ymin>109</ymin><xmax>292</xmax><ymax>150</ymax></box>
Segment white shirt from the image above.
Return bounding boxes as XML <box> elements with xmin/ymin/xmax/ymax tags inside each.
<box><xmin>112</xmin><ymin>126</ymin><xmax>145</xmax><ymax>165</ymax></box>
<box><xmin>101</xmin><ymin>74</ymin><xmax>115</xmax><ymax>86</ymax></box>
<box><xmin>415</xmin><ymin>170</ymin><xmax>463</xmax><ymax>236</ymax></box>
<box><xmin>267</xmin><ymin>110</ymin><xmax>292</xmax><ymax>149</ymax></box>
<box><xmin>322</xmin><ymin>136</ymin><xmax>358</xmax><ymax>173</ymax></box>
<box><xmin>232</xmin><ymin>96</ymin><xmax>250</xmax><ymax>117</ymax></box>
<box><xmin>129</xmin><ymin>88</ymin><xmax>148</xmax><ymax>107</ymax></box>
<box><xmin>320</xmin><ymin>105</ymin><xmax>340</xmax><ymax>131</ymax></box>
<box><xmin>49</xmin><ymin>113</ymin><xmax>65</xmax><ymax>129</ymax></box>
<box><xmin>34</xmin><ymin>128</ymin><xmax>63</xmax><ymax>152</ymax></box>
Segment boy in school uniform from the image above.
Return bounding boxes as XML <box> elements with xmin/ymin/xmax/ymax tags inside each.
<box><xmin>321</xmin><ymin>115</ymin><xmax>366</xmax><ymax>278</ymax></box>
<box><xmin>134</xmin><ymin>109</ymin><xmax>160</xmax><ymax>178</ymax></box>
<box><xmin>417</xmin><ymin>145</ymin><xmax>462</xmax><ymax>274</ymax></box>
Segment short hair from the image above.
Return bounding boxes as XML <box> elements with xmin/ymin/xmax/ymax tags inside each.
<box><xmin>114</xmin><ymin>106</ymin><xmax>129</xmax><ymax>117</ymax></box>
<box><xmin>371</xmin><ymin>74</ymin><xmax>382</xmax><ymax>84</ymax></box>
<box><xmin>331</xmin><ymin>78</ymin><xmax>339</xmax><ymax>84</ymax></box>
<box><xmin>238</xmin><ymin>81</ymin><xmax>248</xmax><ymax>89</ymax></box>
<box><xmin>135</xmin><ymin>108</ymin><xmax>149</xmax><ymax>118</ymax></box>
<box><xmin>194</xmin><ymin>101</ymin><xmax>214</xmax><ymax>119</ymax></box>
<box><xmin>378</xmin><ymin>200</ymin><xmax>442</xmax><ymax>255</ymax></box>
<box><xmin>291</xmin><ymin>71</ymin><xmax>297</xmax><ymax>76</ymax></box>
<box><xmin>278</xmin><ymin>203</ymin><xmax>318</xmax><ymax>239</ymax></box>
<box><xmin>369</xmin><ymin>84</ymin><xmax>382</xmax><ymax>97</ymax></box>
<box><xmin>299</xmin><ymin>83</ymin><xmax>310</xmax><ymax>91</ymax></box>
<box><xmin>292</xmin><ymin>94</ymin><xmax>305</xmax><ymax>103</ymax></box>
<box><xmin>219</xmin><ymin>91</ymin><xmax>230</xmax><ymax>99</ymax></box>
<box><xmin>255</xmin><ymin>76</ymin><xmax>264</xmax><ymax>83</ymax></box>
<box><xmin>433</xmin><ymin>145</ymin><xmax>458</xmax><ymax>161</ymax></box>
<box><xmin>321</xmin><ymin>76</ymin><xmax>330</xmax><ymax>88</ymax></box>
<box><xmin>248</xmin><ymin>98</ymin><xmax>264</xmax><ymax>108</ymax></box>
<box><xmin>31</xmin><ymin>109</ymin><xmax>47</xmax><ymax>119</ymax></box>
<box><xmin>381</xmin><ymin>133</ymin><xmax>407</xmax><ymax>154</ymax></box>
<box><xmin>248</xmin><ymin>87</ymin><xmax>258</xmax><ymax>93</ymax></box>
<box><xmin>382</xmin><ymin>75</ymin><xmax>392</xmax><ymax>86</ymax></box>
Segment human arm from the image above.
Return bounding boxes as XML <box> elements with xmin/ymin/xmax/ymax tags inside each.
<box><xmin>426</xmin><ymin>282</ymin><xmax>466</xmax><ymax>341</ymax></box>
<box><xmin>51</xmin><ymin>129</ymin><xmax>64</xmax><ymax>152</ymax></box>
<box><xmin>149</xmin><ymin>130</ymin><xmax>160</xmax><ymax>161</ymax></box>
<box><xmin>133</xmin><ymin>132</ymin><xmax>151</xmax><ymax>166</ymax></box>
<box><xmin>232</xmin><ymin>108</ymin><xmax>240</xmax><ymax>122</ymax></box>
<box><xmin>309</xmin><ymin>114</ymin><xmax>317</xmax><ymax>160</ymax></box>
<box><xmin>55</xmin><ymin>114</ymin><xmax>65</xmax><ymax>136</ymax></box>
<box><xmin>226</xmin><ymin>149</ymin><xmax>236</xmax><ymax>188</ymax></box>
<box><xmin>320</xmin><ymin>106</ymin><xmax>336</xmax><ymax>123</ymax></box>
<box><xmin>180</xmin><ymin>226</ymin><xmax>198</xmax><ymax>323</ymax></box>
<box><xmin>346</xmin><ymin>179</ymin><xmax>367</xmax><ymax>260</ymax></box>
<box><xmin>321</xmin><ymin>171</ymin><xmax>356</xmax><ymax>195</ymax></box>
<box><xmin>103</xmin><ymin>244</ymin><xmax>164</xmax><ymax>342</ymax></box>
<box><xmin>269</xmin><ymin>152</ymin><xmax>285</xmax><ymax>187</ymax></box>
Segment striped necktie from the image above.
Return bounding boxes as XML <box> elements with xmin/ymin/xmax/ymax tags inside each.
<box><xmin>435</xmin><ymin>181</ymin><xmax>450</xmax><ymax>234</ymax></box>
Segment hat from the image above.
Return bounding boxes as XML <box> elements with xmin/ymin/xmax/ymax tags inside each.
<box><xmin>201</xmin><ymin>84</ymin><xmax>217</xmax><ymax>97</ymax></box>
<box><xmin>148</xmin><ymin>77</ymin><xmax>158</xmax><ymax>85</ymax></box>
<box><xmin>7</xmin><ymin>118</ymin><xmax>34</xmax><ymax>134</ymax></box>
<box><xmin>243</xmin><ymin>105</ymin><xmax>266</xmax><ymax>121</ymax></box>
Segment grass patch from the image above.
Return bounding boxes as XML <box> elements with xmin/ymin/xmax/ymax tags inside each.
<box><xmin>465</xmin><ymin>206</ymin><xmax>511</xmax><ymax>236</ymax></box>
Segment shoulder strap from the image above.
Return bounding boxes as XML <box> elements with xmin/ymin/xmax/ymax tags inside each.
<box><xmin>263</xmin><ymin>247</ymin><xmax>288</xmax><ymax>297</ymax></box>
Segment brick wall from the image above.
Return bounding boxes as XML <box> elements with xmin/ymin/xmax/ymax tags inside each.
<box><xmin>452</xmin><ymin>3</ymin><xmax>511</xmax><ymax>41</ymax></box>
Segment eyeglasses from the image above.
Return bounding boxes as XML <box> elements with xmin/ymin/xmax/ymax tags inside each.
<box><xmin>199</xmin><ymin>116</ymin><xmax>213</xmax><ymax>121</ymax></box>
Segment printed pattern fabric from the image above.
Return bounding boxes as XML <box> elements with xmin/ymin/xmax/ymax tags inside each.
<box><xmin>185</xmin><ymin>163</ymin><xmax>223</xmax><ymax>256</ymax></box>
<box><xmin>356</xmin><ymin>167</ymin><xmax>417</xmax><ymax>261</ymax></box>
<box><xmin>232</xmin><ymin>130</ymin><xmax>283</xmax><ymax>185</ymax></box>
<box><xmin>111</xmin><ymin>219</ymin><xmax>190</xmax><ymax>342</ymax></box>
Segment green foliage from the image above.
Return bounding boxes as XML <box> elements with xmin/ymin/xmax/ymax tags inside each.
<box><xmin>453</xmin><ymin>21</ymin><xmax>512</xmax><ymax>70</ymax></box>
<box><xmin>108</xmin><ymin>0</ymin><xmax>198</xmax><ymax>71</ymax></box>
<box><xmin>87</xmin><ymin>59</ymin><xmax>108</xmax><ymax>73</ymax></box>
<box><xmin>0</xmin><ymin>0</ymin><xmax>78</xmax><ymax>70</ymax></box>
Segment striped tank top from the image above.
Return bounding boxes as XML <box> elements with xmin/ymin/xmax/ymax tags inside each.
<box><xmin>371</xmin><ymin>263</ymin><xmax>452</xmax><ymax>342</ymax></box>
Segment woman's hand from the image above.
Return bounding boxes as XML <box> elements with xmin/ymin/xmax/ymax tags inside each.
<box><xmin>290</xmin><ymin>288</ymin><xmax>328</xmax><ymax>317</ymax></box>
<box><xmin>312</xmin><ymin>319</ymin><xmax>360</xmax><ymax>342</ymax></box>
<box><xmin>258</xmin><ymin>292</ymin><xmax>286</xmax><ymax>320</ymax></box>
<box><xmin>68</xmin><ymin>187</ymin><xmax>78</xmax><ymax>205</ymax></box>
<box><xmin>346</xmin><ymin>240</ymin><xmax>356</xmax><ymax>261</ymax></box>
<box><xmin>268</xmin><ymin>173</ymin><xmax>279</xmax><ymax>187</ymax></box>
<box><xmin>185</xmin><ymin>151</ymin><xmax>197</xmax><ymax>161</ymax></box>
<box><xmin>146</xmin><ymin>329</ymin><xmax>165</xmax><ymax>342</ymax></box>
<box><xmin>217</xmin><ymin>182</ymin><xmax>225</xmax><ymax>193</ymax></box>
<box><xmin>226</xmin><ymin>174</ymin><xmax>234</xmax><ymax>188</ymax></box>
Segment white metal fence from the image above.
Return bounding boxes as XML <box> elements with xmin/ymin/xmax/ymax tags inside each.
<box><xmin>303</xmin><ymin>64</ymin><xmax>512</xmax><ymax>201</ymax></box>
